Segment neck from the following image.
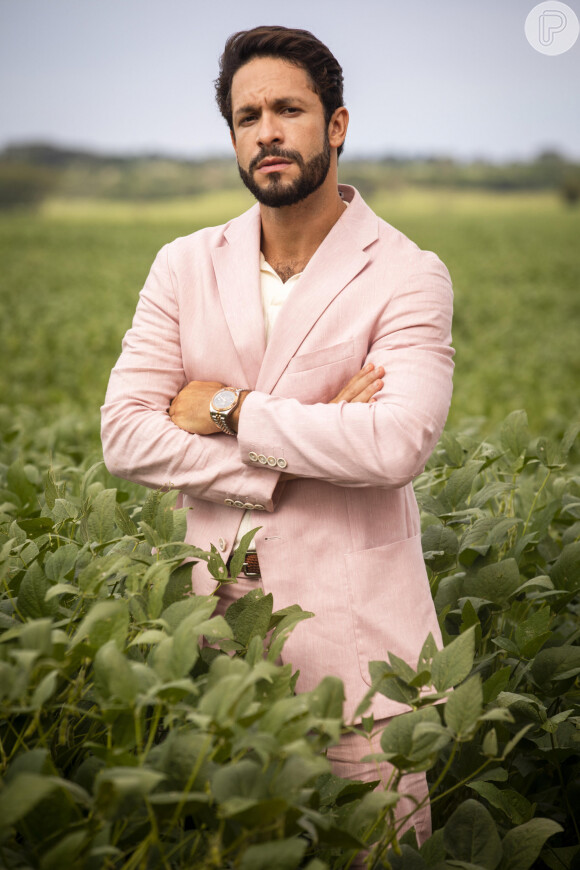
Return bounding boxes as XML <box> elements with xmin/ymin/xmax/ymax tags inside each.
<box><xmin>259</xmin><ymin>171</ymin><xmax>346</xmax><ymax>276</ymax></box>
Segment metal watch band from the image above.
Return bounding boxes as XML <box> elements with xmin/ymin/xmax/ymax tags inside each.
<box><xmin>209</xmin><ymin>387</ymin><xmax>247</xmax><ymax>436</ymax></box>
<box><xmin>212</xmin><ymin>413</ymin><xmax>237</xmax><ymax>436</ymax></box>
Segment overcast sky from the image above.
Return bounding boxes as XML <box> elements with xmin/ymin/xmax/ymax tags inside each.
<box><xmin>1</xmin><ymin>0</ymin><xmax>579</xmax><ymax>161</ymax></box>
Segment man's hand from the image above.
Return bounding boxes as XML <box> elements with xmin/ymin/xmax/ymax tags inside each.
<box><xmin>169</xmin><ymin>380</ymin><xmax>225</xmax><ymax>434</ymax></box>
<box><xmin>329</xmin><ymin>362</ymin><xmax>384</xmax><ymax>404</ymax></box>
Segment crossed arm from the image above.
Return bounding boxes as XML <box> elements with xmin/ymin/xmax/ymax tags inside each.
<box><xmin>168</xmin><ymin>363</ymin><xmax>385</xmax><ymax>436</ymax></box>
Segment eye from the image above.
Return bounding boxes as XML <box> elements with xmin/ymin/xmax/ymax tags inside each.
<box><xmin>282</xmin><ymin>106</ymin><xmax>301</xmax><ymax>115</ymax></box>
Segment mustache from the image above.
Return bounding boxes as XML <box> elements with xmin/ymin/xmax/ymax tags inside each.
<box><xmin>249</xmin><ymin>147</ymin><xmax>304</xmax><ymax>173</ymax></box>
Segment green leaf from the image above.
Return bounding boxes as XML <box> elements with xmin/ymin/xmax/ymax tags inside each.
<box><xmin>239</xmin><ymin>838</ymin><xmax>307</xmax><ymax>870</ymax></box>
<box><xmin>444</xmin><ymin>460</ymin><xmax>485</xmax><ymax>509</ymax></box>
<box><xmin>482</xmin><ymin>728</ymin><xmax>498</xmax><ymax>757</ymax></box>
<box><xmin>162</xmin><ymin>562</ymin><xmax>195</xmax><ymax>608</ymax></box>
<box><xmin>385</xmin><ymin>844</ymin><xmax>428</xmax><ymax>869</ymax></box>
<box><xmin>225</xmin><ymin>589</ymin><xmax>273</xmax><ymax>647</ymax></box>
<box><xmin>468</xmin><ymin>781</ymin><xmax>534</xmax><ymax>825</ymax></box>
<box><xmin>379</xmin><ymin>707</ymin><xmax>441</xmax><ymax>768</ymax></box>
<box><xmin>482</xmin><ymin>667</ymin><xmax>512</xmax><ymax>704</ymax></box>
<box><xmin>0</xmin><ymin>772</ymin><xmax>59</xmax><ymax>829</ymax></box>
<box><xmin>308</xmin><ymin>675</ymin><xmax>344</xmax><ymax>719</ymax></box>
<box><xmin>368</xmin><ymin>660</ymin><xmax>420</xmax><ymax>706</ymax></box>
<box><xmin>40</xmin><ymin>831</ymin><xmax>88</xmax><ymax>870</ymax></box>
<box><xmin>443</xmin><ymin>799</ymin><xmax>502</xmax><ymax>869</ymax></box>
<box><xmin>560</xmin><ymin>420</ymin><xmax>580</xmax><ymax>458</ymax></box>
<box><xmin>114</xmin><ymin>502</ymin><xmax>138</xmax><ymax>536</ymax></box>
<box><xmin>267</xmin><ymin>603</ymin><xmax>314</xmax><ymax>662</ymax></box>
<box><xmin>498</xmin><ymin>818</ymin><xmax>563</xmax><ymax>870</ymax></box>
<box><xmin>71</xmin><ymin>600</ymin><xmax>129</xmax><ymax>650</ymax></box>
<box><xmin>31</xmin><ymin>671</ymin><xmax>59</xmax><ymax>708</ymax></box>
<box><xmin>444</xmin><ymin>675</ymin><xmax>483</xmax><ymax>737</ymax></box>
<box><xmin>44</xmin><ymin>468</ymin><xmax>65</xmax><ymax>510</ymax></box>
<box><xmin>94</xmin><ymin>640</ymin><xmax>137</xmax><ymax>702</ymax></box>
<box><xmin>465</xmin><ymin>559</ymin><xmax>521</xmax><ymax>606</ymax></box>
<box><xmin>501</xmin><ymin>410</ymin><xmax>529</xmax><ymax>460</ymax></box>
<box><xmin>345</xmin><ymin>789</ymin><xmax>399</xmax><ymax>841</ymax></box>
<box><xmin>228</xmin><ymin>525</ymin><xmax>261</xmax><ymax>580</ymax></box>
<box><xmin>549</xmin><ymin>542</ymin><xmax>580</xmax><ymax>592</ymax></box>
<box><xmin>87</xmin><ymin>488</ymin><xmax>117</xmax><ymax>543</ymax></box>
<box><xmin>6</xmin><ymin>461</ymin><xmax>38</xmax><ymax>512</ymax></box>
<box><xmin>44</xmin><ymin>542</ymin><xmax>80</xmax><ymax>582</ymax></box>
<box><xmin>515</xmin><ymin>608</ymin><xmax>551</xmax><ymax>658</ymax></box>
<box><xmin>17</xmin><ymin>562</ymin><xmax>57</xmax><ymax>619</ymax></box>
<box><xmin>94</xmin><ymin>766</ymin><xmax>165</xmax><ymax>816</ymax></box>
<box><xmin>431</xmin><ymin>626</ymin><xmax>475</xmax><ymax>691</ymax></box>
<box><xmin>531</xmin><ymin>645</ymin><xmax>580</xmax><ymax>694</ymax></box>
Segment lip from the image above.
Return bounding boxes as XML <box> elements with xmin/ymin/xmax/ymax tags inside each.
<box><xmin>257</xmin><ymin>157</ymin><xmax>292</xmax><ymax>173</ymax></box>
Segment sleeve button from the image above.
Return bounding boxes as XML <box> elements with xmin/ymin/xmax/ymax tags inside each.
<box><xmin>234</xmin><ymin>500</ymin><xmax>244</xmax><ymax>508</ymax></box>
<box><xmin>258</xmin><ymin>454</ymin><xmax>267</xmax><ymax>464</ymax></box>
<box><xmin>267</xmin><ymin>456</ymin><xmax>277</xmax><ymax>466</ymax></box>
<box><xmin>249</xmin><ymin>451</ymin><xmax>258</xmax><ymax>461</ymax></box>
<box><xmin>243</xmin><ymin>502</ymin><xmax>255</xmax><ymax>510</ymax></box>
<box><xmin>254</xmin><ymin>504</ymin><xmax>265</xmax><ymax>511</ymax></box>
<box><xmin>277</xmin><ymin>458</ymin><xmax>288</xmax><ymax>469</ymax></box>
<box><xmin>224</xmin><ymin>498</ymin><xmax>234</xmax><ymax>506</ymax></box>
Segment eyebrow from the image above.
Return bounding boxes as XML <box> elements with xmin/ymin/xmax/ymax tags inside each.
<box><xmin>234</xmin><ymin>96</ymin><xmax>308</xmax><ymax>121</ymax></box>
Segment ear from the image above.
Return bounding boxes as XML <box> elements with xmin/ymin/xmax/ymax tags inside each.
<box><xmin>230</xmin><ymin>128</ymin><xmax>237</xmax><ymax>156</ymax></box>
<box><xmin>328</xmin><ymin>106</ymin><xmax>349</xmax><ymax>151</ymax></box>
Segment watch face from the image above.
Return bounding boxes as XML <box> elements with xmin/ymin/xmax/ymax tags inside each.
<box><xmin>213</xmin><ymin>389</ymin><xmax>236</xmax><ymax>412</ymax></box>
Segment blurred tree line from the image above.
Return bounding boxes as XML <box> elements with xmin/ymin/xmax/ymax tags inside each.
<box><xmin>0</xmin><ymin>142</ymin><xmax>579</xmax><ymax>209</ymax></box>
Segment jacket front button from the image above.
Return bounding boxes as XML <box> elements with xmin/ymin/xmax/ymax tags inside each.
<box><xmin>249</xmin><ymin>451</ymin><xmax>258</xmax><ymax>462</ymax></box>
<box><xmin>277</xmin><ymin>458</ymin><xmax>288</xmax><ymax>469</ymax></box>
<box><xmin>218</xmin><ymin>537</ymin><xmax>226</xmax><ymax>552</ymax></box>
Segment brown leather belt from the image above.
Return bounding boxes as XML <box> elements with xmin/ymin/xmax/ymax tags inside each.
<box><xmin>227</xmin><ymin>550</ymin><xmax>261</xmax><ymax>578</ymax></box>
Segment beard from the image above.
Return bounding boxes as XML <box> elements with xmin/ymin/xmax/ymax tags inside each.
<box><xmin>237</xmin><ymin>135</ymin><xmax>331</xmax><ymax>207</ymax></box>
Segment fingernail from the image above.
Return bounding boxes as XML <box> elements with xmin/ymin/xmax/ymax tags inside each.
<box><xmin>365</xmin><ymin>363</ymin><xmax>373</xmax><ymax>372</ymax></box>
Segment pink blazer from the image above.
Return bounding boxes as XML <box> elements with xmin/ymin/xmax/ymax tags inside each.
<box><xmin>101</xmin><ymin>185</ymin><xmax>454</xmax><ymax>720</ymax></box>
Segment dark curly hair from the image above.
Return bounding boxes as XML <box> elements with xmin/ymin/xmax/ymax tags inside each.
<box><xmin>215</xmin><ymin>25</ymin><xmax>345</xmax><ymax>157</ymax></box>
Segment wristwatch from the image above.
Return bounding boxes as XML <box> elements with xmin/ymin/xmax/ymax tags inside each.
<box><xmin>209</xmin><ymin>387</ymin><xmax>246</xmax><ymax>435</ymax></box>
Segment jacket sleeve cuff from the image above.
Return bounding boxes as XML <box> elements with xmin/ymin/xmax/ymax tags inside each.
<box><xmin>237</xmin><ymin>391</ymin><xmax>290</xmax><ymax>473</ymax></box>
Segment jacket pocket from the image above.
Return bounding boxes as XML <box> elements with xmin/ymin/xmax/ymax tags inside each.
<box><xmin>344</xmin><ymin>534</ymin><xmax>441</xmax><ymax>687</ymax></box>
<box><xmin>287</xmin><ymin>339</ymin><xmax>356</xmax><ymax>373</ymax></box>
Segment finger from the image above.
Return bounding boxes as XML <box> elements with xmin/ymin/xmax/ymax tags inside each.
<box><xmin>349</xmin><ymin>378</ymin><xmax>384</xmax><ymax>403</ymax></box>
<box><xmin>333</xmin><ymin>364</ymin><xmax>385</xmax><ymax>403</ymax></box>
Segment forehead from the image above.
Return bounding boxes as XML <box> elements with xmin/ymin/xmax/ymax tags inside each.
<box><xmin>231</xmin><ymin>56</ymin><xmax>320</xmax><ymax>111</ymax></box>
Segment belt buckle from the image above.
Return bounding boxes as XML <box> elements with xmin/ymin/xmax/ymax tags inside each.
<box><xmin>241</xmin><ymin>551</ymin><xmax>260</xmax><ymax>578</ymax></box>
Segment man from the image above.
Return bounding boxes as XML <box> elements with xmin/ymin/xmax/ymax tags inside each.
<box><xmin>101</xmin><ymin>25</ymin><xmax>454</xmax><ymax>845</ymax></box>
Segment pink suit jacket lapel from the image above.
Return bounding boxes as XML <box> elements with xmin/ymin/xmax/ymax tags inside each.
<box><xmin>210</xmin><ymin>203</ymin><xmax>266</xmax><ymax>389</ymax></box>
<box><xmin>210</xmin><ymin>187</ymin><xmax>380</xmax><ymax>394</ymax></box>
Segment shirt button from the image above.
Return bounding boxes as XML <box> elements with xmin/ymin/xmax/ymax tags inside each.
<box><xmin>243</xmin><ymin>502</ymin><xmax>255</xmax><ymax>510</ymax></box>
<box><xmin>277</xmin><ymin>458</ymin><xmax>288</xmax><ymax>469</ymax></box>
<box><xmin>234</xmin><ymin>500</ymin><xmax>244</xmax><ymax>508</ymax></box>
<box><xmin>224</xmin><ymin>498</ymin><xmax>234</xmax><ymax>506</ymax></box>
<box><xmin>218</xmin><ymin>537</ymin><xmax>226</xmax><ymax>552</ymax></box>
<box><xmin>267</xmin><ymin>456</ymin><xmax>277</xmax><ymax>466</ymax></box>
<box><xmin>249</xmin><ymin>451</ymin><xmax>258</xmax><ymax>461</ymax></box>
<box><xmin>258</xmin><ymin>454</ymin><xmax>267</xmax><ymax>464</ymax></box>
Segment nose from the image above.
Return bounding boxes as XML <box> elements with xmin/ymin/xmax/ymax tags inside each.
<box><xmin>256</xmin><ymin>111</ymin><xmax>282</xmax><ymax>148</ymax></box>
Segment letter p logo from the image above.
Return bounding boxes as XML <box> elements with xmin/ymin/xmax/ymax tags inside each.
<box><xmin>525</xmin><ymin>1</ymin><xmax>579</xmax><ymax>54</ymax></box>
<box><xmin>539</xmin><ymin>10</ymin><xmax>567</xmax><ymax>44</ymax></box>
